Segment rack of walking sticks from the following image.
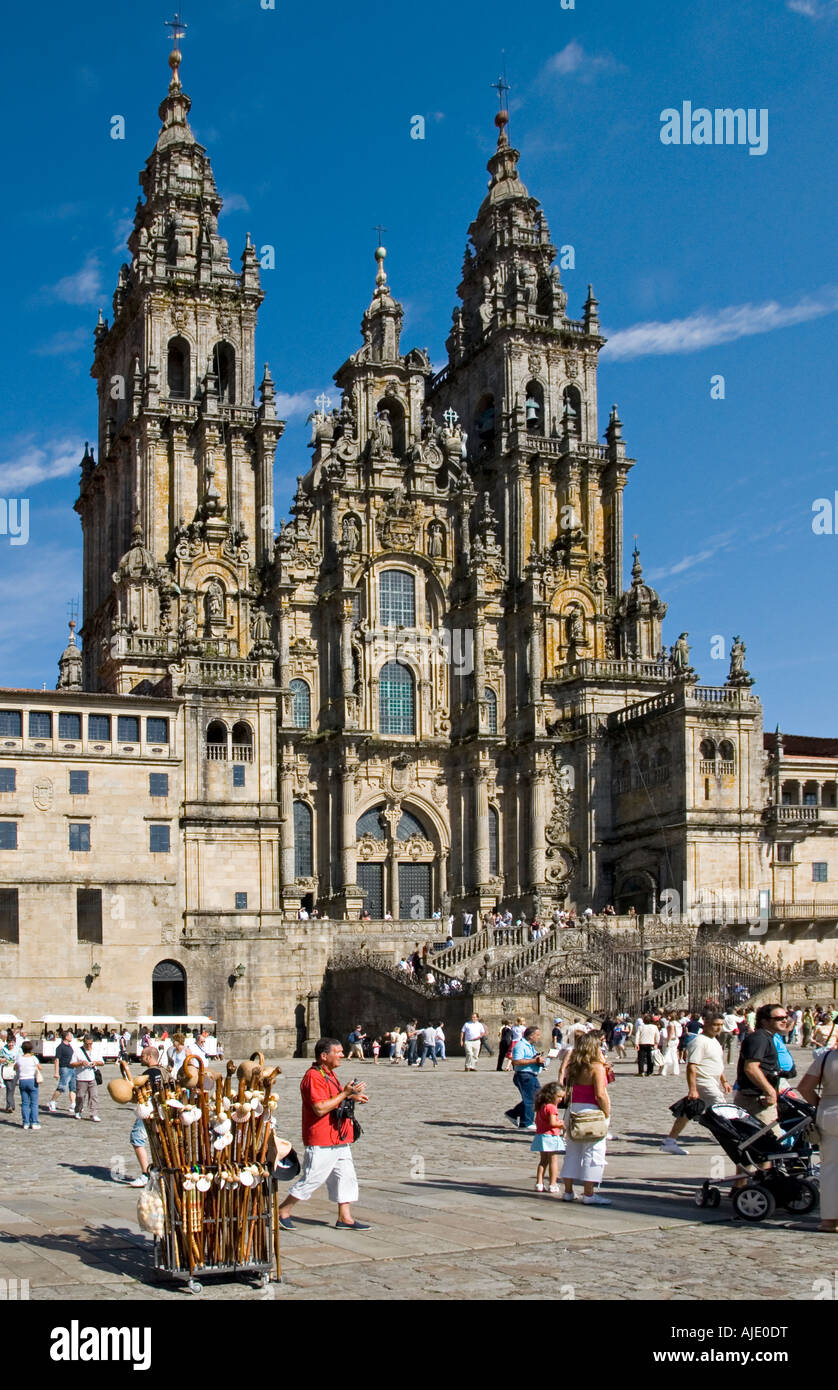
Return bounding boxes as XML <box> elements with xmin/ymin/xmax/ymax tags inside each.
<box><xmin>137</xmin><ymin>1059</ymin><xmax>282</xmax><ymax>1293</ymax></box>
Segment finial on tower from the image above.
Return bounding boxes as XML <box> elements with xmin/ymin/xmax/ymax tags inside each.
<box><xmin>490</xmin><ymin>70</ymin><xmax>511</xmax><ymax>146</ymax></box>
<box><xmin>373</xmin><ymin>226</ymin><xmax>388</xmax><ymax>286</ymax></box>
<box><xmin>165</xmin><ymin>12</ymin><xmax>187</xmax><ymax>88</ymax></box>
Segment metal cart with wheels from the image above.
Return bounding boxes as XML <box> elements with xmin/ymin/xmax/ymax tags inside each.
<box><xmin>151</xmin><ymin>1167</ymin><xmax>279</xmax><ymax>1294</ymax></box>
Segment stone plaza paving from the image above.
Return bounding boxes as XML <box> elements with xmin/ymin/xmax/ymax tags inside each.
<box><xmin>1</xmin><ymin>1047</ymin><xmax>830</xmax><ymax>1301</ymax></box>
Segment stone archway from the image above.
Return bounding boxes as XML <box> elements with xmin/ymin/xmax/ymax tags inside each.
<box><xmin>152</xmin><ymin>959</ymin><xmax>187</xmax><ymax>1017</ymax></box>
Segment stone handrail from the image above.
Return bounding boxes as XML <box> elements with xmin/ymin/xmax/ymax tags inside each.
<box><xmin>484</xmin><ymin>928</ymin><xmax>560</xmax><ymax>981</ymax></box>
<box><xmin>772</xmin><ymin>901</ymin><xmax>838</xmax><ymax>919</ymax></box>
<box><xmin>765</xmin><ymin>806</ymin><xmax>819</xmax><ymax>823</ymax></box>
<box><xmin>430</xmin><ymin>926</ymin><xmax>491</xmax><ymax>970</ymax></box>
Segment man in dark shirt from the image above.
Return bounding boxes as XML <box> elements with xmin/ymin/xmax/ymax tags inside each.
<box><xmin>735</xmin><ymin>1002</ymin><xmax>788</xmax><ymax>1133</ymax></box>
<box><xmin>48</xmin><ymin>1030</ymin><xmax>77</xmax><ymax>1113</ymax></box>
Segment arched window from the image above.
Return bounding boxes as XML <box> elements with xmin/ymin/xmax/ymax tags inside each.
<box><xmin>380</xmin><ymin>571</ymin><xmax>415</xmax><ymax>628</ymax></box>
<box><xmin>396</xmin><ymin>808</ymin><xmax>426</xmax><ymax>840</ymax></box>
<box><xmin>474</xmin><ymin>394</ymin><xmax>495</xmax><ymax>451</ymax></box>
<box><xmin>488</xmin><ymin>806</ymin><xmax>499</xmax><ymax>875</ymax></box>
<box><xmin>167</xmin><ymin>336</ymin><xmax>190</xmax><ymax>400</ymax></box>
<box><xmin>293</xmin><ymin>800</ymin><xmax>313</xmax><ymax>878</ymax></box>
<box><xmin>212</xmin><ymin>341</ymin><xmax>236</xmax><ymax>404</ymax></box>
<box><xmin>719</xmin><ymin>739</ymin><xmax>736</xmax><ymax>772</ymax></box>
<box><xmin>206</xmin><ymin>719</ymin><xmax>227</xmax><ymax>760</ymax></box>
<box><xmin>485</xmin><ymin>687</ymin><xmax>498</xmax><ymax>734</ymax></box>
<box><xmin>699</xmin><ymin>739</ymin><xmax>717</xmax><ymax>762</ymax></box>
<box><xmin>562</xmin><ymin>385</ymin><xmax>582</xmax><ymax>435</ymax></box>
<box><xmin>379</xmin><ymin>661</ymin><xmax>415</xmax><ymax>735</ymax></box>
<box><xmin>231</xmin><ymin>721</ymin><xmax>253</xmax><ymax>762</ymax></box>
<box><xmin>525</xmin><ymin>380</ymin><xmax>544</xmax><ymax>434</ymax></box>
<box><xmin>289</xmin><ymin>679</ymin><xmax>311</xmax><ymax>729</ymax></box>
<box><xmin>356</xmin><ymin>806</ymin><xmax>386</xmax><ymax>840</ymax></box>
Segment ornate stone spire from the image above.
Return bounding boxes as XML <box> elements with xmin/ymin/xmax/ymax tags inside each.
<box><xmin>359</xmin><ymin>243</ymin><xmax>403</xmax><ymax>363</ymax></box>
<box><xmin>56</xmin><ymin>620</ymin><xmax>83</xmax><ymax>691</ymax></box>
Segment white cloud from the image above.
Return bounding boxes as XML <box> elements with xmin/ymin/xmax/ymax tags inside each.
<box><xmin>44</xmin><ymin>253</ymin><xmax>103</xmax><ymax>308</ymax></box>
<box><xmin>274</xmin><ymin>389</ymin><xmax>337</xmax><ymax>419</ymax></box>
<box><xmin>222</xmin><ymin>192</ymin><xmax>250</xmax><ymax>213</ymax></box>
<box><xmin>542</xmin><ymin>42</ymin><xmax>624</xmax><ymax>81</ymax></box>
<box><xmin>603</xmin><ymin>287</ymin><xmax>838</xmax><ymax>360</ymax></box>
<box><xmin>787</xmin><ymin>0</ymin><xmax>837</xmax><ymax>14</ymax></box>
<box><xmin>0</xmin><ymin>437</ymin><xmax>84</xmax><ymax>492</ymax></box>
<box><xmin>32</xmin><ymin>328</ymin><xmax>89</xmax><ymax>357</ymax></box>
<box><xmin>112</xmin><ymin>211</ymin><xmax>134</xmax><ymax>254</ymax></box>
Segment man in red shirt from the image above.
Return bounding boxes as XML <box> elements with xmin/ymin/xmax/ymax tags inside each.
<box><xmin>276</xmin><ymin>1038</ymin><xmax>372</xmax><ymax>1231</ymax></box>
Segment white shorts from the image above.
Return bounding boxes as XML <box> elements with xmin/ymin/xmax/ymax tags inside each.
<box><xmin>289</xmin><ymin>1145</ymin><xmax>359</xmax><ymax>1204</ymax></box>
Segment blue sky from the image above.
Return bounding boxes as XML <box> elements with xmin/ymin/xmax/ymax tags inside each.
<box><xmin>2</xmin><ymin>0</ymin><xmax>837</xmax><ymax>731</ymax></box>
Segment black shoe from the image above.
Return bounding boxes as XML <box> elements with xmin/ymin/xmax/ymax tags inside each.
<box><xmin>335</xmin><ymin>1220</ymin><xmax>372</xmax><ymax>1230</ymax></box>
<box><xmin>278</xmin><ymin>1215</ymin><xmax>296</xmax><ymax>1231</ymax></box>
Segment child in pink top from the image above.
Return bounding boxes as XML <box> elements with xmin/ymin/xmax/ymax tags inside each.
<box><xmin>531</xmin><ymin>1081</ymin><xmax>566</xmax><ymax>1192</ymax></box>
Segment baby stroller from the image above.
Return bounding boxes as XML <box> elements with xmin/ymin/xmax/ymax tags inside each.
<box><xmin>694</xmin><ymin>1088</ymin><xmax>820</xmax><ymax>1222</ymax></box>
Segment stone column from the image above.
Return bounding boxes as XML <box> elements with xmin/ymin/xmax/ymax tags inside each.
<box><xmin>529</xmin><ymin>612</ymin><xmax>543</xmax><ymax>704</ymax></box>
<box><xmin>528</xmin><ymin>769</ymin><xmax>547</xmax><ymax>892</ymax></box>
<box><xmin>255</xmin><ymin>437</ymin><xmax>274</xmax><ymax>567</ymax></box>
<box><xmin>474</xmin><ymin>769</ymin><xmax>489</xmax><ymax>887</ymax></box>
<box><xmin>341</xmin><ymin>600</ymin><xmax>354</xmax><ymax>697</ymax></box>
<box><xmin>340</xmin><ymin>756</ymin><xmax>357</xmax><ymax>890</ymax></box>
<box><xmin>389</xmin><ymin>846</ymin><xmax>400</xmax><ymax>920</ymax></box>
<box><xmin>472</xmin><ymin>608</ymin><xmax>485</xmax><ymax>718</ymax></box>
<box><xmin>279</xmin><ymin>741</ymin><xmax>296</xmax><ymax>894</ymax></box>
<box><xmin>277</xmin><ymin>600</ymin><xmax>290</xmax><ymax>688</ymax></box>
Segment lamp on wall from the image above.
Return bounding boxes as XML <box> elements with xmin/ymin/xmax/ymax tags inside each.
<box><xmin>91</xmin><ymin>962</ymin><xmax>102</xmax><ymax>978</ymax></box>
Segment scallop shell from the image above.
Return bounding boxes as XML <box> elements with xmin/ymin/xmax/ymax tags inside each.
<box><xmin>137</xmin><ymin>1101</ymin><xmax>153</xmax><ymax>1119</ymax></box>
<box><xmin>196</xmin><ymin>1175</ymin><xmax>212</xmax><ymax>1192</ymax></box>
<box><xmin>165</xmin><ymin>1098</ymin><xmax>184</xmax><ymax>1110</ymax></box>
<box><xmin>213</xmin><ymin>1133</ymin><xmax>233</xmax><ymax>1151</ymax></box>
<box><xmin>181</xmin><ymin>1106</ymin><xmax>202</xmax><ymax>1125</ymax></box>
<box><xmin>212</xmin><ymin>1117</ymin><xmax>232</xmax><ymax>1136</ymax></box>
<box><xmin>239</xmin><ymin>1169</ymin><xmax>255</xmax><ymax>1187</ymax></box>
<box><xmin>231</xmin><ymin>1105</ymin><xmax>251</xmax><ymax>1124</ymax></box>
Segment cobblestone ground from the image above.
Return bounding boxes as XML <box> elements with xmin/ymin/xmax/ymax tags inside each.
<box><xmin>1</xmin><ymin>1047</ymin><xmax>830</xmax><ymax>1301</ymax></box>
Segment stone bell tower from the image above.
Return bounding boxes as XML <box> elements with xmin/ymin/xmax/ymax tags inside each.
<box><xmin>76</xmin><ymin>34</ymin><xmax>283</xmax><ymax>693</ymax></box>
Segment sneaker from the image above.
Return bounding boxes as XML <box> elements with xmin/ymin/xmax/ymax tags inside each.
<box><xmin>549</xmin><ymin>1184</ymin><xmax>561</xmax><ymax>1194</ymax></box>
<box><xmin>278</xmin><ymin>1215</ymin><xmax>296</xmax><ymax>1231</ymax></box>
<box><xmin>335</xmin><ymin>1220</ymin><xmax>373</xmax><ymax>1230</ymax></box>
<box><xmin>22</xmin><ymin>1123</ymin><xmax>30</xmax><ymax>1130</ymax></box>
<box><xmin>74</xmin><ymin>1112</ymin><xmax>81</xmax><ymax>1120</ymax></box>
<box><xmin>48</xmin><ymin>1101</ymin><xmax>57</xmax><ymax>1113</ymax></box>
<box><xmin>525</xmin><ymin>1123</ymin><xmax>537</xmax><ymax>1131</ymax></box>
<box><xmin>535</xmin><ymin>1182</ymin><xmax>544</xmax><ymax>1192</ymax></box>
<box><xmin>661</xmin><ymin>1137</ymin><xmax>689</xmax><ymax>1155</ymax></box>
<box><xmin>30</xmin><ymin>1123</ymin><xmax>41</xmax><ymax>1130</ymax></box>
<box><xmin>561</xmin><ymin>1191</ymin><xmax>575</xmax><ymax>1202</ymax></box>
<box><xmin>91</xmin><ymin>1116</ymin><xmax>101</xmax><ymax>1122</ymax></box>
<box><xmin>582</xmin><ymin>1194</ymin><xmax>612</xmax><ymax>1206</ymax></box>
<box><xmin>504</xmin><ymin>1112</ymin><xmax>521</xmax><ymax>1129</ymax></box>
<box><xmin>130</xmin><ymin>1174</ymin><xmax>149</xmax><ymax>1187</ymax></box>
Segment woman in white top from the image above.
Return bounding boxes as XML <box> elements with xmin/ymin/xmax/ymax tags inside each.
<box><xmin>661</xmin><ymin>1013</ymin><xmax>682</xmax><ymax>1077</ymax></box>
<box><xmin>800</xmin><ymin>1046</ymin><xmax>838</xmax><ymax>1232</ymax></box>
<box><xmin>635</xmin><ymin>1015</ymin><xmax>660</xmax><ymax>1077</ymax></box>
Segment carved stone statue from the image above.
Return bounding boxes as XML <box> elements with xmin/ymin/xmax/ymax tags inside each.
<box><xmin>566</xmin><ymin>606</ymin><xmax>585</xmax><ymax>648</ymax></box>
<box><xmin>428</xmin><ymin>522</ymin><xmax>444</xmax><ymax>558</ymax></box>
<box><xmin>180</xmin><ymin>594</ymin><xmax>198</xmax><ymax>647</ymax></box>
<box><xmin>205</xmin><ymin>578</ymin><xmax>224</xmax><ymax>624</ymax></box>
<box><xmin>672</xmin><ymin>632</ymin><xmax>692</xmax><ymax>674</ymax></box>
<box><xmin>377</xmin><ymin>409</ymin><xmax>393</xmax><ymax>452</ymax></box>
<box><xmin>342</xmin><ymin>514</ymin><xmax>360</xmax><ymax>551</ymax></box>
<box><xmin>726</xmin><ymin>634</ymin><xmax>754</xmax><ymax>687</ymax></box>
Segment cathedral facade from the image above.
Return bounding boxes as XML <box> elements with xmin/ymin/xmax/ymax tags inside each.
<box><xmin>1</xmin><ymin>49</ymin><xmax>836</xmax><ymax>1048</ymax></box>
